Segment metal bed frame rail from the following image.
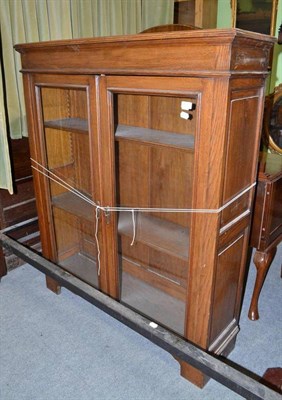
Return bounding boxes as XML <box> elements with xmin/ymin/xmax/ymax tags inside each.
<box><xmin>0</xmin><ymin>226</ymin><xmax>280</xmax><ymax>400</ymax></box>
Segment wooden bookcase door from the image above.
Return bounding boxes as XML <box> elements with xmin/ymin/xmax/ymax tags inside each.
<box><xmin>28</xmin><ymin>74</ymin><xmax>102</xmax><ymax>290</ymax></box>
<box><xmin>99</xmin><ymin>75</ymin><xmax>202</xmax><ymax>336</ymax></box>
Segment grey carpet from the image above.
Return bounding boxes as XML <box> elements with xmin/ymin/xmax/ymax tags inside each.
<box><xmin>0</xmin><ymin>244</ymin><xmax>281</xmax><ymax>400</ymax></box>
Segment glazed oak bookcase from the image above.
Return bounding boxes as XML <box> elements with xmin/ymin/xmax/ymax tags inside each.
<box><xmin>15</xmin><ymin>28</ymin><xmax>275</xmax><ymax>388</ymax></box>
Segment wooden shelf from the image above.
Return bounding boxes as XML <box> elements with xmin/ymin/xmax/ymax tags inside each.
<box><xmin>118</xmin><ymin>212</ymin><xmax>189</xmax><ymax>260</ymax></box>
<box><xmin>115</xmin><ymin>124</ymin><xmax>194</xmax><ymax>150</ymax></box>
<box><xmin>44</xmin><ymin>118</ymin><xmax>88</xmax><ymax>134</ymax></box>
<box><xmin>122</xmin><ymin>255</ymin><xmax>186</xmax><ymax>298</ymax></box>
<box><xmin>122</xmin><ymin>270</ymin><xmax>185</xmax><ymax>335</ymax></box>
<box><xmin>52</xmin><ymin>192</ymin><xmax>189</xmax><ymax>260</ymax></box>
<box><xmin>49</xmin><ymin>162</ymin><xmax>75</xmax><ymax>177</ymax></box>
<box><xmin>60</xmin><ymin>252</ymin><xmax>98</xmax><ymax>287</ymax></box>
<box><xmin>52</xmin><ymin>192</ymin><xmax>94</xmax><ymax>221</ymax></box>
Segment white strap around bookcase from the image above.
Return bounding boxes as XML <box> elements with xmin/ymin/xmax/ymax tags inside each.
<box><xmin>31</xmin><ymin>158</ymin><xmax>256</xmax><ymax>276</ymax></box>
<box><xmin>31</xmin><ymin>158</ymin><xmax>256</xmax><ymax>215</ymax></box>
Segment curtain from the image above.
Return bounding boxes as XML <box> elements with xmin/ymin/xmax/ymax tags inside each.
<box><xmin>0</xmin><ymin>66</ymin><xmax>13</xmax><ymax>193</ymax></box>
<box><xmin>0</xmin><ymin>0</ymin><xmax>174</xmax><ymax>192</ymax></box>
<box><xmin>269</xmin><ymin>0</ymin><xmax>282</xmax><ymax>92</ymax></box>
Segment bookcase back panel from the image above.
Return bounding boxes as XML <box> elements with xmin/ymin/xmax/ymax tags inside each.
<box><xmin>116</xmin><ymin>141</ymin><xmax>150</xmax><ymax>207</ymax></box>
<box><xmin>41</xmin><ymin>87</ymin><xmax>88</xmax><ymax>120</ymax></box>
<box><xmin>45</xmin><ymin>128</ymin><xmax>74</xmax><ymax>171</ymax></box>
<box><xmin>116</xmin><ymin>94</ymin><xmax>150</xmax><ymax>127</ymax></box>
<box><xmin>149</xmin><ymin>146</ymin><xmax>193</xmax><ymax>225</ymax></box>
<box><xmin>150</xmin><ymin>96</ymin><xmax>196</xmax><ymax>135</ymax></box>
<box><xmin>117</xmin><ymin>93</ymin><xmax>196</xmax><ymax>135</ymax></box>
<box><xmin>52</xmin><ymin>207</ymin><xmax>79</xmax><ymax>260</ymax></box>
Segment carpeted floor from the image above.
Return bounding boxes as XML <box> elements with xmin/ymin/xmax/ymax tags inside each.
<box><xmin>0</xmin><ymin>244</ymin><xmax>281</xmax><ymax>400</ymax></box>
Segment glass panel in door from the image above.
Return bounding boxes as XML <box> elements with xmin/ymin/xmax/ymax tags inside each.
<box><xmin>39</xmin><ymin>86</ymin><xmax>98</xmax><ymax>288</ymax></box>
<box><xmin>113</xmin><ymin>93</ymin><xmax>196</xmax><ymax>335</ymax></box>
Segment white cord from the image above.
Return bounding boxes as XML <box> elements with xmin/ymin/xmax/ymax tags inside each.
<box><xmin>31</xmin><ymin>159</ymin><xmax>256</xmax><ymax>215</ymax></box>
<box><xmin>31</xmin><ymin>158</ymin><xmax>257</xmax><ymax>279</ymax></box>
<box><xmin>217</xmin><ymin>182</ymin><xmax>257</xmax><ymax>212</ymax></box>
<box><xmin>31</xmin><ymin>165</ymin><xmax>97</xmax><ymax>208</ymax></box>
<box><xmin>130</xmin><ymin>210</ymin><xmax>136</xmax><ymax>246</ymax></box>
<box><xmin>95</xmin><ymin>207</ymin><xmax>101</xmax><ymax>276</ymax></box>
<box><xmin>31</xmin><ymin>158</ymin><xmax>97</xmax><ymax>206</ymax></box>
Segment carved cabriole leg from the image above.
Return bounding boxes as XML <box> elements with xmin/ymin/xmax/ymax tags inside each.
<box><xmin>248</xmin><ymin>247</ymin><xmax>277</xmax><ymax>321</ymax></box>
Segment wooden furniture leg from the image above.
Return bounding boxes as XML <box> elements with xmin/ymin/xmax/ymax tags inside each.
<box><xmin>248</xmin><ymin>247</ymin><xmax>277</xmax><ymax>321</ymax></box>
<box><xmin>261</xmin><ymin>367</ymin><xmax>282</xmax><ymax>394</ymax></box>
<box><xmin>46</xmin><ymin>276</ymin><xmax>61</xmax><ymax>294</ymax></box>
<box><xmin>0</xmin><ymin>245</ymin><xmax>7</xmax><ymax>280</ymax></box>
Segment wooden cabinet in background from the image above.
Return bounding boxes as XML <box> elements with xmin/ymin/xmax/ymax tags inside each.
<box><xmin>0</xmin><ymin>138</ymin><xmax>39</xmax><ymax>276</ymax></box>
<box><xmin>174</xmin><ymin>0</ymin><xmax>218</xmax><ymax>28</ymax></box>
<box><xmin>249</xmin><ymin>152</ymin><xmax>282</xmax><ymax>320</ymax></box>
<box><xmin>15</xmin><ymin>28</ymin><xmax>275</xmax><ymax>388</ymax></box>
